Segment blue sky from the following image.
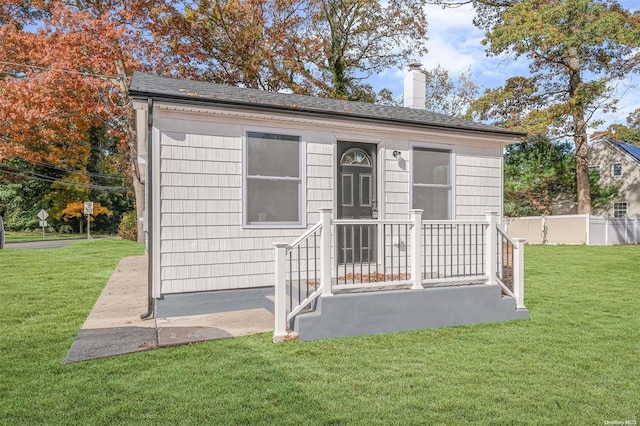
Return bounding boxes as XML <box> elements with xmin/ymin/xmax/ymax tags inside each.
<box><xmin>371</xmin><ymin>1</ymin><xmax>640</xmax><ymax>132</ymax></box>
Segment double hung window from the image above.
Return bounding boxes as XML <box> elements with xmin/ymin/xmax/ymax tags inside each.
<box><xmin>412</xmin><ymin>148</ymin><xmax>452</xmax><ymax>220</ymax></box>
<box><xmin>244</xmin><ymin>131</ymin><xmax>304</xmax><ymax>227</ymax></box>
<box><xmin>612</xmin><ymin>163</ymin><xmax>622</xmax><ymax>177</ymax></box>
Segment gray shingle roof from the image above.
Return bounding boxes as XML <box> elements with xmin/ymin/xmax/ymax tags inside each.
<box><xmin>129</xmin><ymin>72</ymin><xmax>525</xmax><ymax>137</ymax></box>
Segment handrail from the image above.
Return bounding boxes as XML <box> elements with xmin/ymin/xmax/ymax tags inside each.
<box><xmin>334</xmin><ymin>219</ymin><xmax>489</xmax><ymax>226</ymax></box>
<box><xmin>287</xmin><ymin>220</ymin><xmax>322</xmax><ymax>253</ymax></box>
<box><xmin>333</xmin><ymin>219</ymin><xmax>412</xmax><ymax>225</ymax></box>
<box><xmin>495</xmin><ymin>276</ymin><xmax>515</xmax><ymax>298</ymax></box>
<box><xmin>423</xmin><ymin>220</ymin><xmax>489</xmax><ymax>226</ymax></box>
<box><xmin>287</xmin><ymin>288</ymin><xmax>323</xmax><ymax>321</ymax></box>
<box><xmin>497</xmin><ymin>223</ymin><xmax>519</xmax><ymax>248</ymax></box>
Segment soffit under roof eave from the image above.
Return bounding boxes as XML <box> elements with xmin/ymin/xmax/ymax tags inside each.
<box><xmin>129</xmin><ymin>90</ymin><xmax>526</xmax><ymax>143</ymax></box>
<box><xmin>154</xmin><ymin>102</ymin><xmax>525</xmax><ymax>147</ymax></box>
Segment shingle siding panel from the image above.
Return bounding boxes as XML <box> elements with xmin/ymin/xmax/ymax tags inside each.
<box><xmin>159</xmin><ymin>127</ymin><xmax>334</xmax><ymax>293</ymax></box>
<box><xmin>454</xmin><ymin>153</ymin><xmax>502</xmax><ymax>220</ymax></box>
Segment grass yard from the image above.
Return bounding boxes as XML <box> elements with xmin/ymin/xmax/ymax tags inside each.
<box><xmin>3</xmin><ymin>231</ymin><xmax>86</xmax><ymax>243</ymax></box>
<box><xmin>1</xmin><ymin>240</ymin><xmax>638</xmax><ymax>425</ymax></box>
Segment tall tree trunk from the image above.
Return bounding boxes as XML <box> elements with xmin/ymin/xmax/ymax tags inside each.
<box><xmin>568</xmin><ymin>49</ymin><xmax>592</xmax><ymax>214</ymax></box>
<box><xmin>574</xmin><ymin>115</ymin><xmax>591</xmax><ymax>214</ymax></box>
<box><xmin>112</xmin><ymin>58</ymin><xmax>145</xmax><ymax>243</ymax></box>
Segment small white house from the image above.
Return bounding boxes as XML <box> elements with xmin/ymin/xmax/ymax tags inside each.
<box><xmin>130</xmin><ymin>70</ymin><xmax>528</xmax><ymax>341</ymax></box>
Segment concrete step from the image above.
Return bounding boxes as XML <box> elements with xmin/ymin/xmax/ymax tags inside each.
<box><xmin>294</xmin><ymin>283</ymin><xmax>528</xmax><ymax>341</ymax></box>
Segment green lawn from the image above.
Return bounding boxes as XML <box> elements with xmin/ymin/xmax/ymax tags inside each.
<box><xmin>3</xmin><ymin>231</ymin><xmax>87</xmax><ymax>243</ymax></box>
<box><xmin>1</xmin><ymin>241</ymin><xmax>638</xmax><ymax>425</ymax></box>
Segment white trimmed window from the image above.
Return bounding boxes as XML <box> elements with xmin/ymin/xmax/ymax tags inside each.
<box><xmin>412</xmin><ymin>148</ymin><xmax>452</xmax><ymax>220</ymax></box>
<box><xmin>244</xmin><ymin>131</ymin><xmax>304</xmax><ymax>227</ymax></box>
<box><xmin>613</xmin><ymin>202</ymin><xmax>627</xmax><ymax>218</ymax></box>
<box><xmin>612</xmin><ymin>163</ymin><xmax>622</xmax><ymax>177</ymax></box>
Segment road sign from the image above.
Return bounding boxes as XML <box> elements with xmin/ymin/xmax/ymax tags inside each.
<box><xmin>39</xmin><ymin>220</ymin><xmax>47</xmax><ymax>227</ymax></box>
<box><xmin>37</xmin><ymin>209</ymin><xmax>49</xmax><ymax>220</ymax></box>
<box><xmin>84</xmin><ymin>202</ymin><xmax>94</xmax><ymax>215</ymax></box>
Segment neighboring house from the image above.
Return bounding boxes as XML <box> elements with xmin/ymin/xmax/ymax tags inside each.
<box><xmin>129</xmin><ymin>69</ymin><xmax>529</xmax><ymax>341</ymax></box>
<box><xmin>589</xmin><ymin>139</ymin><xmax>640</xmax><ymax>218</ymax></box>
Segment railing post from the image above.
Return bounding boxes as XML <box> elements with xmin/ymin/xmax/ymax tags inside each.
<box><xmin>513</xmin><ymin>238</ymin><xmax>526</xmax><ymax>309</ymax></box>
<box><xmin>319</xmin><ymin>208</ymin><xmax>333</xmax><ymax>297</ymax></box>
<box><xmin>273</xmin><ymin>242</ymin><xmax>289</xmax><ymax>342</ymax></box>
<box><xmin>410</xmin><ymin>209</ymin><xmax>423</xmax><ymax>290</ymax></box>
<box><xmin>485</xmin><ymin>211</ymin><xmax>498</xmax><ymax>285</ymax></box>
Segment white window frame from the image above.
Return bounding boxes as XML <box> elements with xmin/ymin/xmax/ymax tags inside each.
<box><xmin>613</xmin><ymin>201</ymin><xmax>627</xmax><ymax>218</ymax></box>
<box><xmin>410</xmin><ymin>143</ymin><xmax>455</xmax><ymax>220</ymax></box>
<box><xmin>612</xmin><ymin>163</ymin><xmax>622</xmax><ymax>177</ymax></box>
<box><xmin>242</xmin><ymin>129</ymin><xmax>307</xmax><ymax>229</ymax></box>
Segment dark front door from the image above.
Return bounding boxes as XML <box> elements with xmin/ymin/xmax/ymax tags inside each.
<box><xmin>337</xmin><ymin>142</ymin><xmax>377</xmax><ymax>263</ymax></box>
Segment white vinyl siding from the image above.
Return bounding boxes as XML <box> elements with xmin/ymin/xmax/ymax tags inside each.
<box><xmin>455</xmin><ymin>152</ymin><xmax>502</xmax><ymax>220</ymax></box>
<box><xmin>157</xmin><ymin>119</ymin><xmax>331</xmax><ymax>294</ymax></box>
<box><xmin>384</xmin><ymin>148</ymin><xmax>409</xmax><ymax>219</ymax></box>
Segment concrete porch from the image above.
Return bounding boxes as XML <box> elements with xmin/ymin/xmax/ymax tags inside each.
<box><xmin>293</xmin><ymin>283</ymin><xmax>529</xmax><ymax>341</ymax></box>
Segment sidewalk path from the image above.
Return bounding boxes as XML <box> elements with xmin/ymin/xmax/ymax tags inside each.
<box><xmin>63</xmin><ymin>255</ymin><xmax>274</xmax><ymax>364</ymax></box>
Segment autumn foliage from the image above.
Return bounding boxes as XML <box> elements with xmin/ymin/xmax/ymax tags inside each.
<box><xmin>60</xmin><ymin>201</ymin><xmax>112</xmax><ymax>222</ymax></box>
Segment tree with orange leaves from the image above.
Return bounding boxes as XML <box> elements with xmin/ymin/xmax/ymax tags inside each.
<box><xmin>0</xmin><ymin>0</ymin><xmax>178</xmax><ymax>241</ymax></box>
<box><xmin>60</xmin><ymin>200</ymin><xmax>112</xmax><ymax>234</ymax></box>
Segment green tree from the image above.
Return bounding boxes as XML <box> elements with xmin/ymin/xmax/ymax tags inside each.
<box><xmin>591</xmin><ymin>108</ymin><xmax>640</xmax><ymax>144</ymax></box>
<box><xmin>504</xmin><ymin>136</ymin><xmax>618</xmax><ymax>217</ymax></box>
<box><xmin>0</xmin><ymin>126</ymin><xmax>132</xmax><ymax>234</ymax></box>
<box><xmin>467</xmin><ymin>0</ymin><xmax>640</xmax><ymax>214</ymax></box>
<box><xmin>504</xmin><ymin>137</ymin><xmax>576</xmax><ymax>216</ymax></box>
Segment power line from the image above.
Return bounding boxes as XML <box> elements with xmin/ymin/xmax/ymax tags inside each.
<box><xmin>0</xmin><ymin>166</ymin><xmax>130</xmax><ymax>192</ymax></box>
<box><xmin>0</xmin><ymin>60</ymin><xmax>121</xmax><ymax>80</ymax></box>
<box><xmin>29</xmin><ymin>160</ymin><xmax>126</xmax><ymax>181</ymax></box>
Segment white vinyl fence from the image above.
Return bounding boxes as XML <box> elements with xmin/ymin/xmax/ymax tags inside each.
<box><xmin>505</xmin><ymin>214</ymin><xmax>640</xmax><ymax>246</ymax></box>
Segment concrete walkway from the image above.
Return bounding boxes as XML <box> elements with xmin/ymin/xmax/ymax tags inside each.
<box><xmin>63</xmin><ymin>255</ymin><xmax>274</xmax><ymax>364</ymax></box>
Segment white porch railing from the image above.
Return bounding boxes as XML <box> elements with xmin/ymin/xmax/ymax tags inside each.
<box><xmin>273</xmin><ymin>209</ymin><xmax>526</xmax><ymax>341</ymax></box>
<box><xmin>495</xmin><ymin>222</ymin><xmax>526</xmax><ymax>310</ymax></box>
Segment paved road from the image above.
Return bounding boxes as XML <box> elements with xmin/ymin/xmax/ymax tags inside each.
<box><xmin>3</xmin><ymin>238</ymin><xmax>87</xmax><ymax>249</ymax></box>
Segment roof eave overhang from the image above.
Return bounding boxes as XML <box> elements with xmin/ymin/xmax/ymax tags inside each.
<box><xmin>129</xmin><ymin>89</ymin><xmax>527</xmax><ymax>140</ymax></box>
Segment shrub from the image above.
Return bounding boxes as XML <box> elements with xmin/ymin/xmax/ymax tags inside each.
<box><xmin>118</xmin><ymin>211</ymin><xmax>138</xmax><ymax>242</ymax></box>
<box><xmin>57</xmin><ymin>224</ymin><xmax>74</xmax><ymax>234</ymax></box>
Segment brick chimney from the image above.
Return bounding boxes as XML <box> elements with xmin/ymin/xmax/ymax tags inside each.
<box><xmin>403</xmin><ymin>63</ymin><xmax>425</xmax><ymax>110</ymax></box>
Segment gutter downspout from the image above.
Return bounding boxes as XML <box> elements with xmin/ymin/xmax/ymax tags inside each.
<box><xmin>141</xmin><ymin>96</ymin><xmax>154</xmax><ymax>320</ymax></box>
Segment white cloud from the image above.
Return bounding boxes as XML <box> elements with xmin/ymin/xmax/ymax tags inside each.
<box><xmin>369</xmin><ymin>0</ymin><xmax>640</xmax><ymax>130</ymax></box>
